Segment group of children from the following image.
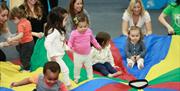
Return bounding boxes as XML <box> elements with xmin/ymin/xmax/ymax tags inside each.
<box><xmin>8</xmin><ymin>5</ymin><xmax>146</xmax><ymax>91</ymax></box>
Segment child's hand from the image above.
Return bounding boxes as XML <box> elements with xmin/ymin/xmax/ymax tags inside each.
<box><xmin>10</xmin><ymin>82</ymin><xmax>18</xmax><ymax>88</ymax></box>
<box><xmin>114</xmin><ymin>66</ymin><xmax>119</xmax><ymax>69</ymax></box>
<box><xmin>51</xmin><ymin>56</ymin><xmax>58</xmax><ymax>61</ymax></box>
<box><xmin>136</xmin><ymin>55</ymin><xmax>141</xmax><ymax>60</ymax></box>
<box><xmin>97</xmin><ymin>47</ymin><xmax>102</xmax><ymax>51</ymax></box>
<box><xmin>0</xmin><ymin>42</ymin><xmax>10</xmax><ymax>47</ymax></box>
<box><xmin>36</xmin><ymin>32</ymin><xmax>44</xmax><ymax>38</ymax></box>
<box><xmin>3</xmin><ymin>42</ymin><xmax>10</xmax><ymax>47</ymax></box>
<box><xmin>69</xmin><ymin>48</ymin><xmax>74</xmax><ymax>53</ymax></box>
<box><xmin>32</xmin><ymin>32</ymin><xmax>44</xmax><ymax>38</ymax></box>
<box><xmin>130</xmin><ymin>56</ymin><xmax>136</xmax><ymax>62</ymax></box>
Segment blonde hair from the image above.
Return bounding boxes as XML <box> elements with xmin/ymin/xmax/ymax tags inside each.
<box><xmin>127</xmin><ymin>0</ymin><xmax>145</xmax><ymax>16</ymax></box>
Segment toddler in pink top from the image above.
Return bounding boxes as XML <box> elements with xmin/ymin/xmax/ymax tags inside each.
<box><xmin>68</xmin><ymin>13</ymin><xmax>101</xmax><ymax>83</ymax></box>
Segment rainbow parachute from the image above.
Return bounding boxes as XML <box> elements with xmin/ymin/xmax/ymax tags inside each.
<box><xmin>0</xmin><ymin>34</ymin><xmax>180</xmax><ymax>91</ymax></box>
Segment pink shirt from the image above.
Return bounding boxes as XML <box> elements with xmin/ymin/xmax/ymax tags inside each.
<box><xmin>68</xmin><ymin>28</ymin><xmax>101</xmax><ymax>55</ymax></box>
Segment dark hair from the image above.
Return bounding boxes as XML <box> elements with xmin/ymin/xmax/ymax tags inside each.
<box><xmin>0</xmin><ymin>0</ymin><xmax>9</xmax><ymax>32</ymax></box>
<box><xmin>69</xmin><ymin>0</ymin><xmax>84</xmax><ymax>18</ymax></box>
<box><xmin>176</xmin><ymin>0</ymin><xmax>180</xmax><ymax>5</ymax></box>
<box><xmin>9</xmin><ymin>7</ymin><xmax>25</xmax><ymax>20</ymax></box>
<box><xmin>44</xmin><ymin>7</ymin><xmax>67</xmax><ymax>36</ymax></box>
<box><xmin>73</xmin><ymin>13</ymin><xmax>89</xmax><ymax>28</ymax></box>
<box><xmin>128</xmin><ymin>26</ymin><xmax>144</xmax><ymax>42</ymax></box>
<box><xmin>0</xmin><ymin>0</ymin><xmax>9</xmax><ymax>13</ymax></box>
<box><xmin>43</xmin><ymin>61</ymin><xmax>61</xmax><ymax>75</ymax></box>
<box><xmin>96</xmin><ymin>32</ymin><xmax>111</xmax><ymax>48</ymax></box>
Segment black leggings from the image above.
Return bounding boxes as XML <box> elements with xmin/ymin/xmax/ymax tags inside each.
<box><xmin>0</xmin><ymin>49</ymin><xmax>6</xmax><ymax>61</ymax></box>
<box><xmin>16</xmin><ymin>41</ymin><xmax>34</xmax><ymax>70</ymax></box>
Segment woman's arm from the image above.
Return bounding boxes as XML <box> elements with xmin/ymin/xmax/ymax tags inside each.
<box><xmin>144</xmin><ymin>11</ymin><xmax>152</xmax><ymax>35</ymax></box>
<box><xmin>122</xmin><ymin>20</ymin><xmax>129</xmax><ymax>36</ymax></box>
<box><xmin>0</xmin><ymin>42</ymin><xmax>9</xmax><ymax>48</ymax></box>
<box><xmin>158</xmin><ymin>13</ymin><xmax>174</xmax><ymax>34</ymax></box>
<box><xmin>7</xmin><ymin>32</ymin><xmax>23</xmax><ymax>42</ymax></box>
<box><xmin>145</xmin><ymin>21</ymin><xmax>152</xmax><ymax>35</ymax></box>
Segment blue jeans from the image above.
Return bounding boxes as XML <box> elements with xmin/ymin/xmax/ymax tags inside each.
<box><xmin>93</xmin><ymin>62</ymin><xmax>117</xmax><ymax>76</ymax></box>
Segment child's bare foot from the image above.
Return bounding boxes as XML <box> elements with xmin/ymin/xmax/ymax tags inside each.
<box><xmin>107</xmin><ymin>74</ymin><xmax>113</xmax><ymax>77</ymax></box>
<box><xmin>20</xmin><ymin>70</ymin><xmax>30</xmax><ymax>73</ymax></box>
<box><xmin>112</xmin><ymin>71</ymin><xmax>122</xmax><ymax>77</ymax></box>
<box><xmin>128</xmin><ymin>63</ymin><xmax>133</xmax><ymax>68</ymax></box>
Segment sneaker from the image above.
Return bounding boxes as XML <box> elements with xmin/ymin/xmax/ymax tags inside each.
<box><xmin>19</xmin><ymin>66</ymin><xmax>24</xmax><ymax>71</ymax></box>
<box><xmin>74</xmin><ymin>79</ymin><xmax>79</xmax><ymax>84</ymax></box>
<box><xmin>138</xmin><ymin>64</ymin><xmax>144</xmax><ymax>70</ymax></box>
<box><xmin>67</xmin><ymin>84</ymin><xmax>72</xmax><ymax>89</ymax></box>
<box><xmin>128</xmin><ymin>63</ymin><xmax>133</xmax><ymax>68</ymax></box>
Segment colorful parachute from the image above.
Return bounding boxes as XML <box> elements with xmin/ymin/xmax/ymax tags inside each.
<box><xmin>0</xmin><ymin>35</ymin><xmax>180</xmax><ymax>91</ymax></box>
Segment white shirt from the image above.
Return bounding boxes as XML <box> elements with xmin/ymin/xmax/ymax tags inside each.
<box><xmin>90</xmin><ymin>45</ymin><xmax>115</xmax><ymax>66</ymax></box>
<box><xmin>45</xmin><ymin>28</ymin><xmax>68</xmax><ymax>59</ymax></box>
<box><xmin>122</xmin><ymin>10</ymin><xmax>151</xmax><ymax>34</ymax></box>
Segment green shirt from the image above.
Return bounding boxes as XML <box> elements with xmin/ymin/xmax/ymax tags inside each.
<box><xmin>163</xmin><ymin>3</ymin><xmax>180</xmax><ymax>35</ymax></box>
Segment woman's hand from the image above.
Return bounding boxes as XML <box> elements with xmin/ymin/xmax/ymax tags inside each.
<box><xmin>6</xmin><ymin>38</ymin><xmax>19</xmax><ymax>46</ymax></box>
<box><xmin>167</xmin><ymin>26</ymin><xmax>175</xmax><ymax>34</ymax></box>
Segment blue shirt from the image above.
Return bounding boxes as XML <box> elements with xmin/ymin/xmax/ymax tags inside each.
<box><xmin>125</xmin><ymin>40</ymin><xmax>146</xmax><ymax>58</ymax></box>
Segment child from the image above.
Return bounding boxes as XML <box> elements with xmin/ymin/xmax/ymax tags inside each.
<box><xmin>68</xmin><ymin>13</ymin><xmax>101</xmax><ymax>83</ymax></box>
<box><xmin>66</xmin><ymin>0</ymin><xmax>91</xmax><ymax>38</ymax></box>
<box><xmin>44</xmin><ymin>7</ymin><xmax>71</xmax><ymax>87</ymax></box>
<box><xmin>11</xmin><ymin>61</ymin><xmax>68</xmax><ymax>91</ymax></box>
<box><xmin>125</xmin><ymin>26</ymin><xmax>146</xmax><ymax>70</ymax></box>
<box><xmin>8</xmin><ymin>7</ymin><xmax>42</xmax><ymax>71</ymax></box>
<box><xmin>91</xmin><ymin>32</ymin><xmax>122</xmax><ymax>77</ymax></box>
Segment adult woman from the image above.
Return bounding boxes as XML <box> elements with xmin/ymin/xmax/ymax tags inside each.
<box><xmin>122</xmin><ymin>0</ymin><xmax>152</xmax><ymax>36</ymax></box>
<box><xmin>19</xmin><ymin>0</ymin><xmax>46</xmax><ymax>43</ymax></box>
<box><xmin>0</xmin><ymin>0</ymin><xmax>10</xmax><ymax>61</ymax></box>
<box><xmin>40</xmin><ymin>0</ymin><xmax>58</xmax><ymax>17</ymax></box>
<box><xmin>158</xmin><ymin>0</ymin><xmax>180</xmax><ymax>35</ymax></box>
<box><xmin>66</xmin><ymin>0</ymin><xmax>91</xmax><ymax>37</ymax></box>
